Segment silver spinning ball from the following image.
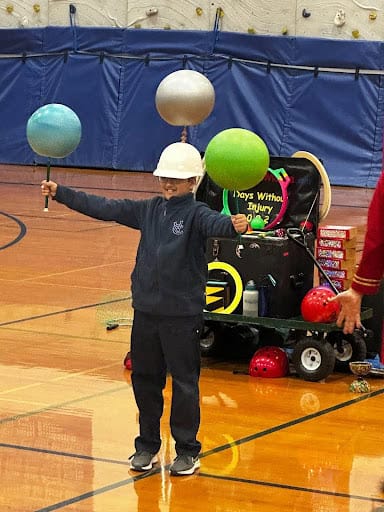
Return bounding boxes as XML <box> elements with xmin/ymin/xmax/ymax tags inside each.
<box><xmin>155</xmin><ymin>70</ymin><xmax>215</xmax><ymax>126</ymax></box>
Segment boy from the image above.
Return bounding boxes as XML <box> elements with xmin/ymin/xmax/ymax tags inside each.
<box><xmin>41</xmin><ymin>142</ymin><xmax>248</xmax><ymax>476</ymax></box>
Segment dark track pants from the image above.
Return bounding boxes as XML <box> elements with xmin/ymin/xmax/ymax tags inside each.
<box><xmin>130</xmin><ymin>310</ymin><xmax>202</xmax><ymax>457</ymax></box>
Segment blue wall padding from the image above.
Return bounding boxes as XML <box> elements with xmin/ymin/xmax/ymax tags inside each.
<box><xmin>0</xmin><ymin>27</ymin><xmax>383</xmax><ymax>187</ymax></box>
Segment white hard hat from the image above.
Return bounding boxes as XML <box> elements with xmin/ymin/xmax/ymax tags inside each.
<box><xmin>154</xmin><ymin>142</ymin><xmax>204</xmax><ymax>179</ymax></box>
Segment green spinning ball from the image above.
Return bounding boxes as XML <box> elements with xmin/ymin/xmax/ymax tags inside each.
<box><xmin>204</xmin><ymin>128</ymin><xmax>269</xmax><ymax>191</ymax></box>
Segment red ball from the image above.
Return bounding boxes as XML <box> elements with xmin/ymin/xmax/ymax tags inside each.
<box><xmin>123</xmin><ymin>352</ymin><xmax>132</xmax><ymax>370</ymax></box>
<box><xmin>301</xmin><ymin>286</ymin><xmax>340</xmax><ymax>323</ymax></box>
<box><xmin>249</xmin><ymin>346</ymin><xmax>289</xmax><ymax>378</ymax></box>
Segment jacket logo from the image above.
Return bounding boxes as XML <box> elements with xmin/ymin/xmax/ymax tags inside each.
<box><xmin>172</xmin><ymin>220</ymin><xmax>184</xmax><ymax>236</ymax></box>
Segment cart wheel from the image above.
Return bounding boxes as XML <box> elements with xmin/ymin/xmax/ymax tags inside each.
<box><xmin>200</xmin><ymin>323</ymin><xmax>223</xmax><ymax>357</ymax></box>
<box><xmin>326</xmin><ymin>330</ymin><xmax>367</xmax><ymax>372</ymax></box>
<box><xmin>292</xmin><ymin>336</ymin><xmax>336</xmax><ymax>381</ymax></box>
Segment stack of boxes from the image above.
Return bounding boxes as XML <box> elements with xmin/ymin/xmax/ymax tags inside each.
<box><xmin>316</xmin><ymin>225</ymin><xmax>358</xmax><ymax>292</ymax></box>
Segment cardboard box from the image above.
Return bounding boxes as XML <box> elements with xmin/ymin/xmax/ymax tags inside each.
<box><xmin>320</xmin><ymin>276</ymin><xmax>353</xmax><ymax>292</ymax></box>
<box><xmin>318</xmin><ymin>225</ymin><xmax>357</xmax><ymax>240</ymax></box>
<box><xmin>323</xmin><ymin>268</ymin><xmax>354</xmax><ymax>280</ymax></box>
<box><xmin>316</xmin><ymin>247</ymin><xmax>356</xmax><ymax>261</ymax></box>
<box><xmin>317</xmin><ymin>258</ymin><xmax>356</xmax><ymax>271</ymax></box>
<box><xmin>317</xmin><ymin>237</ymin><xmax>357</xmax><ymax>250</ymax></box>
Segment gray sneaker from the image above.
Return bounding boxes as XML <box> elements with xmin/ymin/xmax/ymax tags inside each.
<box><xmin>169</xmin><ymin>454</ymin><xmax>200</xmax><ymax>476</ymax></box>
<box><xmin>129</xmin><ymin>451</ymin><xmax>158</xmax><ymax>471</ymax></box>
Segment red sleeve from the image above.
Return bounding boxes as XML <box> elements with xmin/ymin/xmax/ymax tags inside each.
<box><xmin>352</xmin><ymin>171</ymin><xmax>384</xmax><ymax>295</ymax></box>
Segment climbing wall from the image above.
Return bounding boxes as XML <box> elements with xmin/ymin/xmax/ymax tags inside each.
<box><xmin>0</xmin><ymin>0</ymin><xmax>383</xmax><ymax>41</ymax></box>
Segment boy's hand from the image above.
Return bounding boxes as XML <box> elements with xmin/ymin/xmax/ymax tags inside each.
<box><xmin>41</xmin><ymin>180</ymin><xmax>58</xmax><ymax>198</ymax></box>
<box><xmin>231</xmin><ymin>214</ymin><xmax>248</xmax><ymax>234</ymax></box>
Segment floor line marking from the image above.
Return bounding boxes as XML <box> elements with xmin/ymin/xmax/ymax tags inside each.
<box><xmin>0</xmin><ymin>296</ymin><xmax>131</xmax><ymax>327</ymax></box>
<box><xmin>18</xmin><ymin>260</ymin><xmax>133</xmax><ymax>282</ymax></box>
<box><xmin>0</xmin><ymin>361</ymin><xmax>123</xmax><ymax>396</ymax></box>
<box><xmin>0</xmin><ymin>384</ymin><xmax>129</xmax><ymax>425</ymax></box>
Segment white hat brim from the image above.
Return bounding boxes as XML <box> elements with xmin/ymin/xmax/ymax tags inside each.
<box><xmin>153</xmin><ymin>168</ymin><xmax>204</xmax><ymax>178</ymax></box>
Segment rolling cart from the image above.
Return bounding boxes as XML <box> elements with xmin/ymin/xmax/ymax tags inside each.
<box><xmin>197</xmin><ymin>154</ymin><xmax>373</xmax><ymax>381</ymax></box>
<box><xmin>201</xmin><ymin>227</ymin><xmax>373</xmax><ymax>382</ymax></box>
<box><xmin>201</xmin><ymin>308</ymin><xmax>373</xmax><ymax>382</ymax></box>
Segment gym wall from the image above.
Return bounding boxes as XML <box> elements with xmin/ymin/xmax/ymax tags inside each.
<box><xmin>0</xmin><ymin>0</ymin><xmax>383</xmax><ymax>187</ymax></box>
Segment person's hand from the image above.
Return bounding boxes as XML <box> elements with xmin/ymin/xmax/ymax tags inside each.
<box><xmin>41</xmin><ymin>180</ymin><xmax>58</xmax><ymax>198</ymax></box>
<box><xmin>329</xmin><ymin>288</ymin><xmax>363</xmax><ymax>334</ymax></box>
<box><xmin>231</xmin><ymin>214</ymin><xmax>248</xmax><ymax>234</ymax></box>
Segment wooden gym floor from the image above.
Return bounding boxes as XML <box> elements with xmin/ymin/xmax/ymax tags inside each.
<box><xmin>0</xmin><ymin>164</ymin><xmax>383</xmax><ymax>512</ymax></box>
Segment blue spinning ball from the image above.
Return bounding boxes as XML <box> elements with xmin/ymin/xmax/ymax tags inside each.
<box><xmin>27</xmin><ymin>103</ymin><xmax>82</xmax><ymax>158</ymax></box>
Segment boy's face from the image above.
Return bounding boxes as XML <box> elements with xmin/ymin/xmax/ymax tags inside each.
<box><xmin>158</xmin><ymin>177</ymin><xmax>196</xmax><ymax>200</ymax></box>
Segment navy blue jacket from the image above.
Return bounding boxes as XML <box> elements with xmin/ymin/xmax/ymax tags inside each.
<box><xmin>55</xmin><ymin>186</ymin><xmax>238</xmax><ymax>316</ymax></box>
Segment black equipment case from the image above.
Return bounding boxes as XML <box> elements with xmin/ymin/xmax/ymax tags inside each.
<box><xmin>198</xmin><ymin>156</ymin><xmax>321</xmax><ymax>319</ymax></box>
<box><xmin>197</xmin><ymin>156</ymin><xmax>321</xmax><ymax>233</ymax></box>
<box><xmin>206</xmin><ymin>233</ymin><xmax>315</xmax><ymax>319</ymax></box>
